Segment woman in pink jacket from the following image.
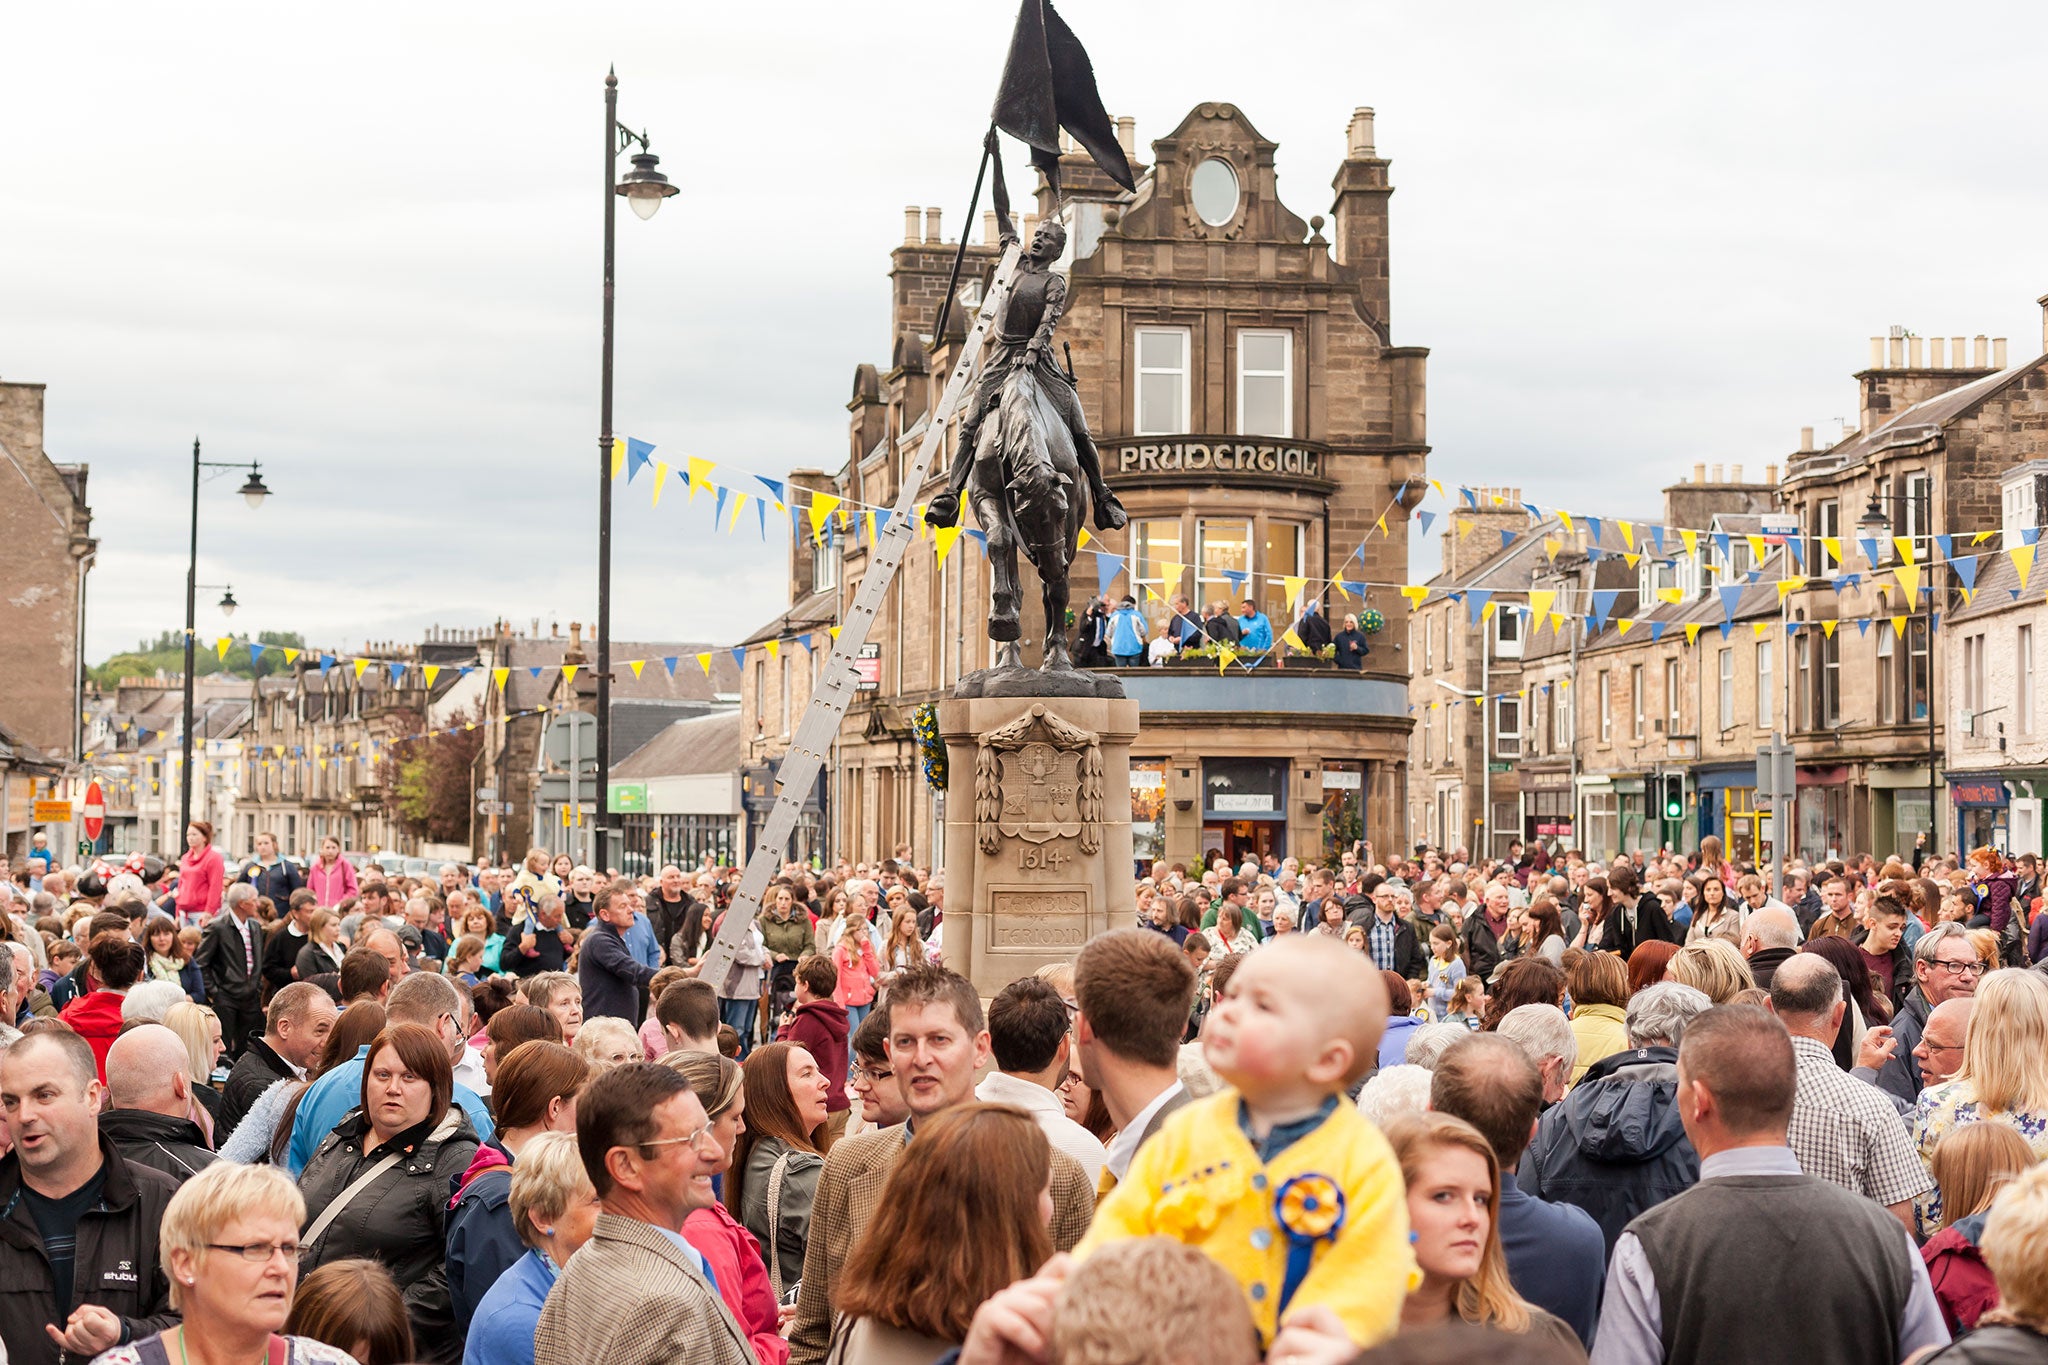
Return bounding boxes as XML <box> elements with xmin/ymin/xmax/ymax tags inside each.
<box><xmin>174</xmin><ymin>821</ymin><xmax>225</xmax><ymax>924</ymax></box>
<box><xmin>832</xmin><ymin>924</ymin><xmax>881</xmax><ymax>1031</ymax></box>
<box><xmin>306</xmin><ymin>835</ymin><xmax>358</xmax><ymax>907</ymax></box>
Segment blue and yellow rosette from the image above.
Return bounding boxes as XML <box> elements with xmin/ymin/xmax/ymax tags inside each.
<box><xmin>1273</xmin><ymin>1173</ymin><xmax>1346</xmax><ymax>1314</ymax></box>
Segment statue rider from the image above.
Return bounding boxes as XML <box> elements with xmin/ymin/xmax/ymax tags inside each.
<box><xmin>922</xmin><ymin>204</ymin><xmax>1127</xmax><ymax>533</ymax></box>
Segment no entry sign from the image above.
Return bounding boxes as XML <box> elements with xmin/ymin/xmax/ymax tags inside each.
<box><xmin>82</xmin><ymin>780</ymin><xmax>105</xmax><ymax>842</ymax></box>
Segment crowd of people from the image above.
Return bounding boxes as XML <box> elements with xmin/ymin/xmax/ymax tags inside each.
<box><xmin>7</xmin><ymin>825</ymin><xmax>2048</xmax><ymax>1365</ymax></box>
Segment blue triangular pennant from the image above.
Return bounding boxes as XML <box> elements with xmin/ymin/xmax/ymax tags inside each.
<box><xmin>731</xmin><ymin>647</ymin><xmax>745</xmax><ymax>670</ymax></box>
<box><xmin>1718</xmin><ymin>585</ymin><xmax>1743</xmax><ymax>619</ymax></box>
<box><xmin>1860</xmin><ymin>536</ymin><xmax>1882</xmax><ymax>567</ymax></box>
<box><xmin>1221</xmin><ymin>568</ymin><xmax>1248</xmax><ymax>593</ymax></box>
<box><xmin>625</xmin><ymin>438</ymin><xmax>655</xmax><ymax>481</ymax></box>
<box><xmin>1500</xmin><ymin>529</ymin><xmax>1515</xmax><ymax>549</ymax></box>
<box><xmin>1952</xmin><ymin>556</ymin><xmax>1979</xmax><ymax>591</ymax></box>
<box><xmin>2026</xmin><ymin>528</ymin><xmax>2042</xmax><ymax>546</ymax></box>
<box><xmin>1417</xmin><ymin>510</ymin><xmax>1435</xmax><ymax>537</ymax></box>
<box><xmin>1585</xmin><ymin>515</ymin><xmax>1603</xmax><ymax>546</ymax></box>
<box><xmin>1856</xmin><ymin>618</ymin><xmax>1870</xmax><ymax>636</ymax></box>
<box><xmin>1091</xmin><ymin>551</ymin><xmax>1127</xmax><ymax>587</ymax></box>
<box><xmin>1786</xmin><ymin>537</ymin><xmax>1805</xmax><ymax>571</ymax></box>
<box><xmin>1340</xmin><ymin>579</ymin><xmax>1364</xmax><ymax>597</ymax></box>
<box><xmin>387</xmin><ymin>662</ymin><xmax>406</xmax><ymax>685</ymax></box>
<box><xmin>663</xmin><ymin>657</ymin><xmax>678</xmax><ymax>677</ymax></box>
<box><xmin>755</xmin><ymin>476</ymin><xmax>786</xmax><ymax>506</ymax></box>
<box><xmin>1719</xmin><ymin>621</ymin><xmax>1734</xmax><ymax>639</ymax></box>
<box><xmin>318</xmin><ymin>653</ymin><xmax>335</xmax><ymax>677</ymax></box>
<box><xmin>1649</xmin><ymin>525</ymin><xmax>1665</xmax><ymax>555</ymax></box>
<box><xmin>1590</xmin><ymin>589</ymin><xmax>1620</xmax><ymax>628</ymax></box>
<box><xmin>528</xmin><ymin>666</ymin><xmax>543</xmax><ymax>678</ymax></box>
<box><xmin>248</xmin><ymin>642</ymin><xmax>266</xmax><ymax>661</ymax></box>
<box><xmin>713</xmin><ymin>486</ymin><xmax>729</xmax><ymax>525</ymax></box>
<box><xmin>1461</xmin><ymin>487</ymin><xmax>1478</xmax><ymax>508</ymax></box>
<box><xmin>796</xmin><ymin>633</ymin><xmax>814</xmax><ymax>652</ymax></box>
<box><xmin>1936</xmin><ymin>534</ymin><xmax>1954</xmax><ymax>560</ymax></box>
<box><xmin>1713</xmin><ymin>531</ymin><xmax>1731</xmax><ymax>562</ymax></box>
<box><xmin>1466</xmin><ymin>590</ymin><xmax>1493</xmax><ymax>625</ymax></box>
<box><xmin>1649</xmin><ymin>621</ymin><xmax>1667</xmax><ymax>641</ymax></box>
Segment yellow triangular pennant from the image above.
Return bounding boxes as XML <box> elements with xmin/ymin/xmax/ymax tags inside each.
<box><xmin>629</xmin><ymin>659</ymin><xmax>647</xmax><ymax>678</ymax></box>
<box><xmin>1283</xmin><ymin>576</ymin><xmax>1307</xmax><ymax>610</ymax></box>
<box><xmin>1753</xmin><ymin>622</ymin><xmax>1768</xmax><ymax>638</ymax></box>
<box><xmin>1282</xmin><ymin>627</ymin><xmax>1307</xmax><ymax>650</ymax></box>
<box><xmin>2014</xmin><ymin>544</ymin><xmax>2037</xmax><ymax>591</ymax></box>
<box><xmin>352</xmin><ymin>657</ymin><xmax>370</xmax><ymax>679</ymax></box>
<box><xmin>764</xmin><ymin>640</ymin><xmax>779</xmax><ymax>661</ymax></box>
<box><xmin>1076</xmin><ymin>528</ymin><xmax>1092</xmax><ymax>550</ymax></box>
<box><xmin>610</xmin><ymin>438</ymin><xmax>625</xmax><ymax>479</ymax></box>
<box><xmin>1217</xmin><ymin>645</ymin><xmax>1236</xmax><ymax>675</ymax></box>
<box><xmin>687</xmin><ymin>456</ymin><xmax>717</xmax><ymax>500</ymax></box>
<box><xmin>1892</xmin><ymin>614</ymin><xmax>1908</xmax><ymax>637</ymax></box>
<box><xmin>1558</xmin><ymin>510</ymin><xmax>1575</xmax><ymax>535</ymax></box>
<box><xmin>1685</xmin><ymin>623</ymin><xmax>1703</xmax><ymax>645</ymax></box>
<box><xmin>650</xmin><ymin>460</ymin><xmax>671</xmax><ymax>507</ymax></box>
<box><xmin>1893</xmin><ymin>564</ymin><xmax>1920</xmax><ymax>600</ymax></box>
<box><xmin>1456</xmin><ymin>518</ymin><xmax>1475</xmax><ymax>539</ymax></box>
<box><xmin>493</xmin><ymin>667</ymin><xmax>509</xmax><ymax>691</ymax></box>
<box><xmin>215</xmin><ymin>637</ymin><xmax>233</xmax><ymax>661</ymax></box>
<box><xmin>1544</xmin><ymin>537</ymin><xmax>1562</xmax><ymax>562</ymax></box>
<box><xmin>1620</xmin><ymin>521</ymin><xmax>1635</xmax><ymax>550</ymax></box>
<box><xmin>728</xmin><ymin>492</ymin><xmax>748</xmax><ymax>532</ymax></box>
<box><xmin>696</xmin><ymin>652</ymin><xmax>714</xmax><ymax>676</ymax></box>
<box><xmin>1821</xmin><ymin>536</ymin><xmax>1841</xmax><ymax>567</ymax></box>
<box><xmin>808</xmin><ymin>493</ymin><xmax>841</xmax><ymax>537</ymax></box>
<box><xmin>282</xmin><ymin>647</ymin><xmax>300</xmax><ymax>664</ymax></box>
<box><xmin>934</xmin><ymin>525</ymin><xmax>963</xmax><ymax>566</ymax></box>
<box><xmin>1375</xmin><ymin>513</ymin><xmax>1388</xmax><ymax>536</ymax></box>
<box><xmin>1527</xmin><ymin>589</ymin><xmax>1556</xmax><ymax>622</ymax></box>
<box><xmin>562</xmin><ymin>664</ymin><xmax>579</xmax><ymax>684</ymax></box>
<box><xmin>1680</xmin><ymin>529</ymin><xmax>1698</xmax><ymax>557</ymax></box>
<box><xmin>1822</xmin><ymin>619</ymin><xmax>1838</xmax><ymax>638</ymax></box>
<box><xmin>423</xmin><ymin>665</ymin><xmax>440</xmax><ymax>687</ymax></box>
<box><xmin>1776</xmin><ymin>577</ymin><xmax>1806</xmax><ymax>601</ymax></box>
<box><xmin>1893</xmin><ymin>536</ymin><xmax>1916</xmax><ymax>565</ymax></box>
<box><xmin>1657</xmin><ymin>587</ymin><xmax>1683</xmax><ymax>604</ymax></box>
<box><xmin>1401</xmin><ymin>585</ymin><xmax>1429</xmax><ymax>610</ymax></box>
<box><xmin>1616</xmin><ymin>618</ymin><xmax>1634</xmax><ymax>637</ymax></box>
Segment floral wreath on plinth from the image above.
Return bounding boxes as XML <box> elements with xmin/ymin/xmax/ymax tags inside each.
<box><xmin>912</xmin><ymin>704</ymin><xmax>946</xmax><ymax>791</ymax></box>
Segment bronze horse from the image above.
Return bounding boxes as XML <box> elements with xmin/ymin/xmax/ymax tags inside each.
<box><xmin>965</xmin><ymin>361</ymin><xmax>1084</xmax><ymax>672</ymax></box>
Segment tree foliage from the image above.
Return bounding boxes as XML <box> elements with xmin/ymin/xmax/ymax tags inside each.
<box><xmin>378</xmin><ymin>707</ymin><xmax>481</xmax><ymax>845</ymax></box>
<box><xmin>89</xmin><ymin>630</ymin><xmax>306</xmax><ymax>690</ymax></box>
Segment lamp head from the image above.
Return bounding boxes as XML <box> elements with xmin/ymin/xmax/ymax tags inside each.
<box><xmin>617</xmin><ymin>151</ymin><xmax>679</xmax><ymax>220</ymax></box>
<box><xmin>238</xmin><ymin>468</ymin><xmax>271</xmax><ymax>510</ymax></box>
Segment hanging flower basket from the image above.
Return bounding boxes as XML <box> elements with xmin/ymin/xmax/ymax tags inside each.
<box><xmin>913</xmin><ymin>703</ymin><xmax>947</xmax><ymax>790</ymax></box>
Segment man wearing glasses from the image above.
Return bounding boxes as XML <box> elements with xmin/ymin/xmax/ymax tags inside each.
<box><xmin>0</xmin><ymin>1028</ymin><xmax>179</xmax><ymax>1365</ymax></box>
<box><xmin>1876</xmin><ymin>922</ymin><xmax>1985</xmax><ymax>1104</ymax></box>
<box><xmin>535</xmin><ymin>1064</ymin><xmax>752</xmax><ymax>1365</ymax></box>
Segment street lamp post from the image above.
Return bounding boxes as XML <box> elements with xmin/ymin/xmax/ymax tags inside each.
<box><xmin>596</xmin><ymin>69</ymin><xmax>677</xmax><ymax>872</ymax></box>
<box><xmin>181</xmin><ymin>437</ymin><xmax>270</xmax><ymax>840</ymax></box>
<box><xmin>1857</xmin><ymin>492</ymin><xmax>1939</xmax><ymax>858</ymax></box>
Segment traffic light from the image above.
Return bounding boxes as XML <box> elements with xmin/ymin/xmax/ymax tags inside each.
<box><xmin>1662</xmin><ymin>775</ymin><xmax>1685</xmax><ymax>821</ymax></box>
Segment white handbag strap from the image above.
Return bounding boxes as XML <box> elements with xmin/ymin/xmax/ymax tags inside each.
<box><xmin>764</xmin><ymin>1150</ymin><xmax>794</xmax><ymax>1299</ymax></box>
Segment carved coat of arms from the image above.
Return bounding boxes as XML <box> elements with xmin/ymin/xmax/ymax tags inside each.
<box><xmin>974</xmin><ymin>704</ymin><xmax>1103</xmax><ymax>855</ymax></box>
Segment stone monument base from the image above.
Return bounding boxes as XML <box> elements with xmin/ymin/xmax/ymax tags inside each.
<box><xmin>938</xmin><ymin>694</ymin><xmax>1141</xmax><ymax>999</ymax></box>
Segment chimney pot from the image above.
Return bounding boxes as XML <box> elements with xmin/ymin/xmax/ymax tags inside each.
<box><xmin>1347</xmin><ymin>106</ymin><xmax>1376</xmax><ymax>158</ymax></box>
<box><xmin>982</xmin><ymin>210</ymin><xmax>998</xmax><ymax>244</ymax></box>
<box><xmin>1799</xmin><ymin>426</ymin><xmax>1814</xmax><ymax>452</ymax></box>
<box><xmin>1711</xmin><ymin>464</ymin><xmax>1724</xmax><ymax>483</ymax></box>
<box><xmin>1731</xmin><ymin>463</ymin><xmax>1745</xmax><ymax>484</ymax></box>
<box><xmin>1975</xmin><ymin>334</ymin><xmax>1989</xmax><ymax>367</ymax></box>
<box><xmin>1931</xmin><ymin>336</ymin><xmax>1948</xmax><ymax>368</ymax></box>
<box><xmin>1889</xmin><ymin>335</ymin><xmax>1906</xmax><ymax>368</ymax></box>
<box><xmin>1114</xmin><ymin>115</ymin><xmax>1136</xmax><ymax>158</ymax></box>
<box><xmin>1694</xmin><ymin>462</ymin><xmax>1707</xmax><ymax>484</ymax></box>
<box><xmin>1909</xmin><ymin>336</ymin><xmax>1925</xmax><ymax>368</ymax></box>
<box><xmin>903</xmin><ymin>206</ymin><xmax>920</xmax><ymax>245</ymax></box>
<box><xmin>924</xmin><ymin>207</ymin><xmax>944</xmax><ymax>243</ymax></box>
<box><xmin>1953</xmin><ymin>336</ymin><xmax>1967</xmax><ymax>368</ymax></box>
<box><xmin>1869</xmin><ymin>337</ymin><xmax>1884</xmax><ymax>369</ymax></box>
<box><xmin>1765</xmin><ymin>463</ymin><xmax>1779</xmax><ymax>485</ymax></box>
<box><xmin>1994</xmin><ymin>337</ymin><xmax>2008</xmax><ymax>369</ymax></box>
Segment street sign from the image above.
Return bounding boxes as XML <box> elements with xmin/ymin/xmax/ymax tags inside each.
<box><xmin>609</xmin><ymin>782</ymin><xmax>647</xmax><ymax>813</ymax></box>
<box><xmin>476</xmin><ymin>786</ymin><xmax>498</xmax><ymax>801</ymax></box>
<box><xmin>32</xmin><ymin>800</ymin><xmax>72</xmax><ymax>824</ymax></box>
<box><xmin>476</xmin><ymin>799</ymin><xmax>510</xmax><ymax>815</ymax></box>
<box><xmin>81</xmin><ymin>781</ymin><xmax>105</xmax><ymax>842</ymax></box>
<box><xmin>542</xmin><ymin>712</ymin><xmax>597</xmax><ymax>767</ymax></box>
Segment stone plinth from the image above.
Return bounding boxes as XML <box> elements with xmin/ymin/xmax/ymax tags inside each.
<box><xmin>938</xmin><ymin>695</ymin><xmax>1141</xmax><ymax>998</ymax></box>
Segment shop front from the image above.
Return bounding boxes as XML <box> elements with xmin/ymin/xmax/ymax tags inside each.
<box><xmin>1613</xmin><ymin>776</ymin><xmax>1648</xmax><ymax>855</ymax></box>
<box><xmin>1202</xmin><ymin>756</ymin><xmax>1289</xmax><ymax>868</ymax></box>
<box><xmin>1950</xmin><ymin>775</ymin><xmax>2010</xmax><ymax>853</ymax></box>
<box><xmin>1795</xmin><ymin>766</ymin><xmax>1852</xmax><ymax>863</ymax></box>
<box><xmin>1868</xmin><ymin>766</ymin><xmax>1935</xmax><ymax>861</ymax></box>
<box><xmin>1520</xmin><ymin>769</ymin><xmax>1574</xmax><ymax>851</ymax></box>
<box><xmin>1691</xmin><ymin>764</ymin><xmax>1760</xmax><ymax>860</ymax></box>
<box><xmin>1578</xmin><ymin>776</ymin><xmax>1615</xmax><ymax>860</ymax></box>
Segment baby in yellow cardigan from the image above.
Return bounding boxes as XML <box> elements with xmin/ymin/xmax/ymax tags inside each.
<box><xmin>1076</xmin><ymin>935</ymin><xmax>1417</xmax><ymax>1347</ymax></box>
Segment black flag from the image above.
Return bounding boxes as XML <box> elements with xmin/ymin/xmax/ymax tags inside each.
<box><xmin>990</xmin><ymin>0</ymin><xmax>1134</xmax><ymax>197</ymax></box>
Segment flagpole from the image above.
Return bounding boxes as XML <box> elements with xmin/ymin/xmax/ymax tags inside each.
<box><xmin>928</xmin><ymin>125</ymin><xmax>998</xmax><ymax>350</ymax></box>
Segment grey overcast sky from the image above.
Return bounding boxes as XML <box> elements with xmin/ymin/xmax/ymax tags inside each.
<box><xmin>4</xmin><ymin>1</ymin><xmax>2042</xmax><ymax>661</ymax></box>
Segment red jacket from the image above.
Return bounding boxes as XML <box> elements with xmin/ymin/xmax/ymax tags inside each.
<box><xmin>1923</xmin><ymin>1216</ymin><xmax>2000</xmax><ymax>1335</ymax></box>
<box><xmin>59</xmin><ymin>989</ymin><xmax>127</xmax><ymax>1080</ymax></box>
<box><xmin>776</xmin><ymin>999</ymin><xmax>849</xmax><ymax>1112</ymax></box>
<box><xmin>682</xmin><ymin>1201</ymin><xmax>789</xmax><ymax>1365</ymax></box>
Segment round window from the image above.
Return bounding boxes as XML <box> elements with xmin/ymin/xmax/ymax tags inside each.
<box><xmin>1189</xmin><ymin>157</ymin><xmax>1240</xmax><ymax>227</ymax></box>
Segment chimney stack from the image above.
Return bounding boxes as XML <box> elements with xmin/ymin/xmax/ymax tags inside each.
<box><xmin>1799</xmin><ymin>426</ymin><xmax>1814</xmax><ymax>452</ymax></box>
<box><xmin>903</xmin><ymin>206</ymin><xmax>920</xmax><ymax>245</ymax></box>
<box><xmin>1346</xmin><ymin>107</ymin><xmax>1376</xmax><ymax>158</ymax></box>
<box><xmin>1114</xmin><ymin>115</ymin><xmax>1136</xmax><ymax>158</ymax></box>
<box><xmin>1765</xmin><ymin>463</ymin><xmax>1779</xmax><ymax>485</ymax></box>
<box><xmin>924</xmin><ymin>207</ymin><xmax>944</xmax><ymax>243</ymax></box>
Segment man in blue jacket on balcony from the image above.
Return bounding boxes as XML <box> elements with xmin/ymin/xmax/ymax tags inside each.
<box><xmin>1235</xmin><ymin>598</ymin><xmax>1275</xmax><ymax>652</ymax></box>
<box><xmin>1107</xmin><ymin>596</ymin><xmax>1148</xmax><ymax>666</ymax></box>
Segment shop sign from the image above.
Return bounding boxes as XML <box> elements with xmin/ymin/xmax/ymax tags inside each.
<box><xmin>1320</xmin><ymin>769</ymin><xmax>1361</xmax><ymax>790</ymax></box>
<box><xmin>1951</xmin><ymin>780</ymin><xmax>2009</xmax><ymax>808</ymax></box>
<box><xmin>1525</xmin><ymin>771</ymin><xmax>1572</xmax><ymax>791</ymax></box>
<box><xmin>855</xmin><ymin>644</ymin><xmax>881</xmax><ymax>691</ymax></box>
<box><xmin>609</xmin><ymin>782</ymin><xmax>648</xmax><ymax>814</ymax></box>
<box><xmin>1213</xmin><ymin>793</ymin><xmax>1274</xmax><ymax>812</ymax></box>
<box><xmin>1112</xmin><ymin>438</ymin><xmax>1325</xmax><ymax>485</ymax></box>
<box><xmin>32</xmin><ymin>800</ymin><xmax>73</xmax><ymax>824</ymax></box>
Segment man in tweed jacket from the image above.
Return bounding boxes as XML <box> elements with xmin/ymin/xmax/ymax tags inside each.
<box><xmin>536</xmin><ymin>1064</ymin><xmax>754</xmax><ymax>1365</ymax></box>
<box><xmin>789</xmin><ymin>966</ymin><xmax>1096</xmax><ymax>1365</ymax></box>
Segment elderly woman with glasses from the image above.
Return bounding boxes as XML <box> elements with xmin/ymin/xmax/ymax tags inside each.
<box><xmin>90</xmin><ymin>1162</ymin><xmax>361</xmax><ymax>1365</ymax></box>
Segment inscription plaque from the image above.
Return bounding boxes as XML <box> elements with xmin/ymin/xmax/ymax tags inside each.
<box><xmin>987</xmin><ymin>889</ymin><xmax>1090</xmax><ymax>949</ymax></box>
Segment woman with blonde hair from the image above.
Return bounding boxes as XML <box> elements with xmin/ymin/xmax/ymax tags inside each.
<box><xmin>878</xmin><ymin>904</ymin><xmax>926</xmax><ymax>986</ymax></box>
<box><xmin>1919</xmin><ymin>1162</ymin><xmax>2048</xmax><ymax>1361</ymax></box>
<box><xmin>1920</xmin><ymin>1121</ymin><xmax>2040</xmax><ymax>1335</ymax></box>
<box><xmin>1915</xmin><ymin>969</ymin><xmax>2048</xmax><ymax>1230</ymax></box>
<box><xmin>1665</xmin><ymin>938</ymin><xmax>1752</xmax><ymax>1005</ymax></box>
<box><xmin>163</xmin><ymin>998</ymin><xmax>226</xmax><ymax>1129</ymax></box>
<box><xmin>1384</xmin><ymin>1112</ymin><xmax>1585</xmax><ymax>1357</ymax></box>
<box><xmin>831</xmin><ymin>1103</ymin><xmax>1056</xmax><ymax>1363</ymax></box>
<box><xmin>89</xmin><ymin>1162</ymin><xmax>359</xmax><ymax>1365</ymax></box>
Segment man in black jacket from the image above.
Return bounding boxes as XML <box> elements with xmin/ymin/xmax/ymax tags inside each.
<box><xmin>218</xmin><ymin>982</ymin><xmax>338</xmax><ymax>1138</ymax></box>
<box><xmin>99</xmin><ymin>1025</ymin><xmax>216</xmax><ymax>1185</ymax></box>
<box><xmin>0</xmin><ymin>1029</ymin><xmax>179</xmax><ymax>1365</ymax></box>
<box><xmin>645</xmin><ymin>866</ymin><xmax>697</xmax><ymax>958</ymax></box>
<box><xmin>1352</xmin><ymin>884</ymin><xmax>1427</xmax><ymax>980</ymax></box>
<box><xmin>194</xmin><ymin>883</ymin><xmax>266</xmax><ymax>1058</ymax></box>
<box><xmin>260</xmin><ymin>888</ymin><xmax>319</xmax><ymax>995</ymax></box>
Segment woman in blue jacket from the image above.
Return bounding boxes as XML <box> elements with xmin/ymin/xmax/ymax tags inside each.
<box><xmin>1107</xmin><ymin>596</ymin><xmax>1148</xmax><ymax>666</ymax></box>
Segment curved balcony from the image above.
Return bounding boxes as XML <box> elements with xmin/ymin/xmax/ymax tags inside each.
<box><xmin>1091</xmin><ymin>663</ymin><xmax>1410</xmax><ymax>720</ymax></box>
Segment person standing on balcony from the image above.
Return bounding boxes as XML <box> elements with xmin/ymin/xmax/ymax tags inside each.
<box><xmin>1334</xmin><ymin>613</ymin><xmax>1371</xmax><ymax>669</ymax></box>
<box><xmin>1201</xmin><ymin>602</ymin><xmax>1240</xmax><ymax>644</ymax></box>
<box><xmin>1167</xmin><ymin>595</ymin><xmax>1204</xmax><ymax>648</ymax></box>
<box><xmin>1235</xmin><ymin>599</ymin><xmax>1274</xmax><ymax>651</ymax></box>
<box><xmin>1107</xmin><ymin>596</ymin><xmax>1147</xmax><ymax>666</ymax></box>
